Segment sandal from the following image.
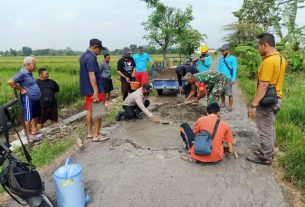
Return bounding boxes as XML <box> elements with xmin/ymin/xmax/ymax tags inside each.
<box><xmin>92</xmin><ymin>135</ymin><xmax>110</xmax><ymax>142</ymax></box>
<box><xmin>180</xmin><ymin>155</ymin><xmax>194</xmax><ymax>163</ymax></box>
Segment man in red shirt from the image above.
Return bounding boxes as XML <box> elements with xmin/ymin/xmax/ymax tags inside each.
<box><xmin>179</xmin><ymin>103</ymin><xmax>234</xmax><ymax>163</ymax></box>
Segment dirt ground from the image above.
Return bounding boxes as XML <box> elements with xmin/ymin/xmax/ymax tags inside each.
<box><xmin>153</xmin><ymin>67</ymin><xmax>178</xmax><ymax>80</ymax></box>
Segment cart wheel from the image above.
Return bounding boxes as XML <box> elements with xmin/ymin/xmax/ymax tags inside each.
<box><xmin>157</xmin><ymin>90</ymin><xmax>163</xmax><ymax>96</ymax></box>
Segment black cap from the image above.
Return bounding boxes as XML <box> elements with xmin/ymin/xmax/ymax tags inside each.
<box><xmin>142</xmin><ymin>83</ymin><xmax>152</xmax><ymax>92</ymax></box>
<box><xmin>138</xmin><ymin>46</ymin><xmax>144</xmax><ymax>50</ymax></box>
<box><xmin>90</xmin><ymin>38</ymin><xmax>107</xmax><ymax>50</ymax></box>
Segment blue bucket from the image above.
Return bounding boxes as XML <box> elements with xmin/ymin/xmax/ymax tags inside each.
<box><xmin>53</xmin><ymin>158</ymin><xmax>89</xmax><ymax>207</ymax></box>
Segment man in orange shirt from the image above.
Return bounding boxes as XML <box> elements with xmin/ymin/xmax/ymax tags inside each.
<box><xmin>179</xmin><ymin>103</ymin><xmax>234</xmax><ymax>163</ymax></box>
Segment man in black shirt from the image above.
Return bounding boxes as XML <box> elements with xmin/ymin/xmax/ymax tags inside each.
<box><xmin>176</xmin><ymin>64</ymin><xmax>199</xmax><ymax>97</ymax></box>
<box><xmin>117</xmin><ymin>47</ymin><xmax>136</xmax><ymax>100</ymax></box>
<box><xmin>36</xmin><ymin>68</ymin><xmax>60</xmax><ymax>128</ymax></box>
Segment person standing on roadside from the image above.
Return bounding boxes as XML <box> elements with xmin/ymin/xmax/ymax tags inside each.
<box><xmin>7</xmin><ymin>57</ymin><xmax>41</xmax><ymax>141</ymax></box>
<box><xmin>99</xmin><ymin>53</ymin><xmax>113</xmax><ymax>105</ymax></box>
<box><xmin>36</xmin><ymin>68</ymin><xmax>60</xmax><ymax>128</ymax></box>
<box><xmin>80</xmin><ymin>38</ymin><xmax>109</xmax><ymax>142</ymax></box>
<box><xmin>192</xmin><ymin>45</ymin><xmax>212</xmax><ymax>72</ymax></box>
<box><xmin>117</xmin><ymin>47</ymin><xmax>136</xmax><ymax>100</ymax></box>
<box><xmin>218</xmin><ymin>44</ymin><xmax>237</xmax><ymax>112</ymax></box>
<box><xmin>133</xmin><ymin>46</ymin><xmax>153</xmax><ymax>86</ymax></box>
<box><xmin>247</xmin><ymin>33</ymin><xmax>287</xmax><ymax>165</ymax></box>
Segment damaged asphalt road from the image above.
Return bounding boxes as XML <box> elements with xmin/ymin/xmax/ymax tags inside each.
<box><xmin>5</xmin><ymin>88</ymin><xmax>290</xmax><ymax>207</ymax></box>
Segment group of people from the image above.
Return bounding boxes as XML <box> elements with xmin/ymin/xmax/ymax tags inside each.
<box><xmin>8</xmin><ymin>59</ymin><xmax>59</xmax><ymax>140</ymax></box>
<box><xmin>8</xmin><ymin>32</ymin><xmax>286</xmax><ymax>166</ymax></box>
<box><xmin>179</xmin><ymin>33</ymin><xmax>287</xmax><ymax>165</ymax></box>
<box><xmin>176</xmin><ymin>44</ymin><xmax>238</xmax><ymax>111</ymax></box>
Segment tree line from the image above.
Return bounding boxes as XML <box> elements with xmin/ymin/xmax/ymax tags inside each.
<box><xmin>0</xmin><ymin>45</ymin><xmax>187</xmax><ymax>57</ymax></box>
<box><xmin>223</xmin><ymin>0</ymin><xmax>305</xmax><ymax>75</ymax></box>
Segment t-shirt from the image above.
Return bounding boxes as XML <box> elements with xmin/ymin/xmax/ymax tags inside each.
<box><xmin>176</xmin><ymin>65</ymin><xmax>199</xmax><ymax>86</ymax></box>
<box><xmin>189</xmin><ymin>114</ymin><xmax>234</xmax><ymax>162</ymax></box>
<box><xmin>117</xmin><ymin>56</ymin><xmax>136</xmax><ymax>81</ymax></box>
<box><xmin>79</xmin><ymin>49</ymin><xmax>104</xmax><ymax>96</ymax></box>
<box><xmin>12</xmin><ymin>68</ymin><xmax>41</xmax><ymax>100</ymax></box>
<box><xmin>36</xmin><ymin>79</ymin><xmax>59</xmax><ymax>108</ymax></box>
<box><xmin>218</xmin><ymin>55</ymin><xmax>238</xmax><ymax>81</ymax></box>
<box><xmin>257</xmin><ymin>52</ymin><xmax>287</xmax><ymax>98</ymax></box>
<box><xmin>133</xmin><ymin>53</ymin><xmax>152</xmax><ymax>72</ymax></box>
<box><xmin>99</xmin><ymin>62</ymin><xmax>112</xmax><ymax>79</ymax></box>
<box><xmin>197</xmin><ymin>55</ymin><xmax>212</xmax><ymax>72</ymax></box>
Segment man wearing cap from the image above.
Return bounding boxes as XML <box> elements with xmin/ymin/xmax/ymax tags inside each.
<box><xmin>80</xmin><ymin>38</ymin><xmax>109</xmax><ymax>142</ymax></box>
<box><xmin>8</xmin><ymin>56</ymin><xmax>41</xmax><ymax>141</ymax></box>
<box><xmin>117</xmin><ymin>47</ymin><xmax>137</xmax><ymax>100</ymax></box>
<box><xmin>183</xmin><ymin>71</ymin><xmax>228</xmax><ymax>105</ymax></box>
<box><xmin>192</xmin><ymin>45</ymin><xmax>212</xmax><ymax>72</ymax></box>
<box><xmin>116</xmin><ymin>83</ymin><xmax>160</xmax><ymax>122</ymax></box>
<box><xmin>218</xmin><ymin>44</ymin><xmax>238</xmax><ymax>112</ymax></box>
<box><xmin>133</xmin><ymin>46</ymin><xmax>153</xmax><ymax>86</ymax></box>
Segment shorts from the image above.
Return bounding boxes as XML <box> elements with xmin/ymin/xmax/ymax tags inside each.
<box><xmin>85</xmin><ymin>93</ymin><xmax>106</xmax><ymax>111</ymax></box>
<box><xmin>102</xmin><ymin>78</ymin><xmax>114</xmax><ymax>93</ymax></box>
<box><xmin>21</xmin><ymin>94</ymin><xmax>41</xmax><ymax>122</ymax></box>
<box><xmin>223</xmin><ymin>82</ymin><xmax>233</xmax><ymax>96</ymax></box>
<box><xmin>135</xmin><ymin>71</ymin><xmax>149</xmax><ymax>86</ymax></box>
<box><xmin>39</xmin><ymin>106</ymin><xmax>58</xmax><ymax>124</ymax></box>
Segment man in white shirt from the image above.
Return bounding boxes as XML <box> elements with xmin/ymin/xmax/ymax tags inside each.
<box><xmin>116</xmin><ymin>83</ymin><xmax>160</xmax><ymax>122</ymax></box>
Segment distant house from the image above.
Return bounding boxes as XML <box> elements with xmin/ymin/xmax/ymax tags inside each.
<box><xmin>209</xmin><ymin>48</ymin><xmax>217</xmax><ymax>53</ymax></box>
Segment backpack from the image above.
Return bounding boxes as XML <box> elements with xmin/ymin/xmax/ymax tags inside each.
<box><xmin>194</xmin><ymin>118</ymin><xmax>220</xmax><ymax>155</ymax></box>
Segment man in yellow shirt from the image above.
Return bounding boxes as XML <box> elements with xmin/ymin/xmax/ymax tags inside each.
<box><xmin>247</xmin><ymin>33</ymin><xmax>287</xmax><ymax>165</ymax></box>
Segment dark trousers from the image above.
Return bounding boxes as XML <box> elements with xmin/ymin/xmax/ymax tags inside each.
<box><xmin>179</xmin><ymin>123</ymin><xmax>195</xmax><ymax>149</ymax></box>
<box><xmin>122</xmin><ymin>100</ymin><xmax>150</xmax><ymax>120</ymax></box>
<box><xmin>121</xmin><ymin>79</ymin><xmax>133</xmax><ymax>100</ymax></box>
<box><xmin>182</xmin><ymin>84</ymin><xmax>193</xmax><ymax>98</ymax></box>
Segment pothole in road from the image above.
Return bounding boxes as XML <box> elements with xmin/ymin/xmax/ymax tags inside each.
<box><xmin>151</xmin><ymin>97</ymin><xmax>207</xmax><ymax>123</ymax></box>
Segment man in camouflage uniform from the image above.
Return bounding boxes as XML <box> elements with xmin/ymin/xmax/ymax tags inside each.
<box><xmin>183</xmin><ymin>71</ymin><xmax>228</xmax><ymax>104</ymax></box>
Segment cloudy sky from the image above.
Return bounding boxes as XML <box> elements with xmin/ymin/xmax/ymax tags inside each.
<box><xmin>0</xmin><ymin>0</ymin><xmax>304</xmax><ymax>51</ymax></box>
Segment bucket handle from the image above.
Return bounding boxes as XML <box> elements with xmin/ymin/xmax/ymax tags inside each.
<box><xmin>64</xmin><ymin>157</ymin><xmax>73</xmax><ymax>179</ymax></box>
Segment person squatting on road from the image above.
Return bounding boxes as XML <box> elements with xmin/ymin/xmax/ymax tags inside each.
<box><xmin>192</xmin><ymin>45</ymin><xmax>212</xmax><ymax>72</ymax></box>
<box><xmin>247</xmin><ymin>33</ymin><xmax>287</xmax><ymax>165</ymax></box>
<box><xmin>117</xmin><ymin>47</ymin><xmax>136</xmax><ymax>100</ymax></box>
<box><xmin>80</xmin><ymin>38</ymin><xmax>109</xmax><ymax>142</ymax></box>
<box><xmin>218</xmin><ymin>44</ymin><xmax>238</xmax><ymax>112</ymax></box>
<box><xmin>7</xmin><ymin>57</ymin><xmax>42</xmax><ymax>141</ymax></box>
<box><xmin>175</xmin><ymin>64</ymin><xmax>199</xmax><ymax>98</ymax></box>
<box><xmin>183</xmin><ymin>71</ymin><xmax>228</xmax><ymax>105</ymax></box>
<box><xmin>116</xmin><ymin>83</ymin><xmax>160</xmax><ymax>123</ymax></box>
<box><xmin>99</xmin><ymin>53</ymin><xmax>114</xmax><ymax>105</ymax></box>
<box><xmin>36</xmin><ymin>68</ymin><xmax>60</xmax><ymax>129</ymax></box>
<box><xmin>133</xmin><ymin>46</ymin><xmax>153</xmax><ymax>86</ymax></box>
<box><xmin>179</xmin><ymin>103</ymin><xmax>234</xmax><ymax>163</ymax></box>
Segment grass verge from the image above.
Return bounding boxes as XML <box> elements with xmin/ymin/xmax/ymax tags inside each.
<box><xmin>238</xmin><ymin>64</ymin><xmax>305</xmax><ymax>193</ymax></box>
